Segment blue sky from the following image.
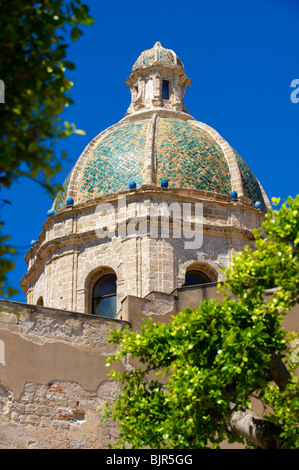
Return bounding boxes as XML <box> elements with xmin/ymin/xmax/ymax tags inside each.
<box><xmin>1</xmin><ymin>0</ymin><xmax>299</xmax><ymax>303</ymax></box>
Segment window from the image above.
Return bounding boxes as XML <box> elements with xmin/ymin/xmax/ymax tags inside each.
<box><xmin>37</xmin><ymin>296</ymin><xmax>44</xmax><ymax>306</ymax></box>
<box><xmin>92</xmin><ymin>273</ymin><xmax>117</xmax><ymax>318</ymax></box>
<box><xmin>183</xmin><ymin>270</ymin><xmax>211</xmax><ymax>286</ymax></box>
<box><xmin>162</xmin><ymin>80</ymin><xmax>169</xmax><ymax>100</ymax></box>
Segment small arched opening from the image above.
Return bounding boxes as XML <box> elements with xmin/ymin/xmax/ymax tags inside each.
<box><xmin>183</xmin><ymin>270</ymin><xmax>211</xmax><ymax>286</ymax></box>
<box><xmin>37</xmin><ymin>296</ymin><xmax>44</xmax><ymax>306</ymax></box>
<box><xmin>92</xmin><ymin>273</ymin><xmax>117</xmax><ymax>318</ymax></box>
<box><xmin>182</xmin><ymin>262</ymin><xmax>218</xmax><ymax>287</ymax></box>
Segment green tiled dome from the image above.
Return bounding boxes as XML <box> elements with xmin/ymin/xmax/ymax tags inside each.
<box><xmin>233</xmin><ymin>149</ymin><xmax>267</xmax><ymax>210</ymax></box>
<box><xmin>52</xmin><ymin>42</ymin><xmax>270</xmax><ymax>215</ymax></box>
<box><xmin>53</xmin><ymin>116</ymin><xmax>268</xmax><ymax>213</ymax></box>
<box><xmin>77</xmin><ymin>120</ymin><xmax>148</xmax><ymax>204</ymax></box>
<box><xmin>132</xmin><ymin>41</ymin><xmax>184</xmax><ymax>71</ymax></box>
<box><xmin>155</xmin><ymin>118</ymin><xmax>231</xmax><ymax>195</ymax></box>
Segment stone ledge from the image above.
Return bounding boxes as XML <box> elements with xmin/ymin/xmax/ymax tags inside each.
<box><xmin>0</xmin><ymin>299</ymin><xmax>130</xmax><ymax>327</ymax></box>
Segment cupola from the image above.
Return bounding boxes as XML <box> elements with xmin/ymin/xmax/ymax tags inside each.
<box><xmin>126</xmin><ymin>42</ymin><xmax>191</xmax><ymax>114</ymax></box>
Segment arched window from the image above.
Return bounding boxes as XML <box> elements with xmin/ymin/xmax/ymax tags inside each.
<box><xmin>92</xmin><ymin>273</ymin><xmax>117</xmax><ymax>318</ymax></box>
<box><xmin>37</xmin><ymin>296</ymin><xmax>44</xmax><ymax>306</ymax></box>
<box><xmin>183</xmin><ymin>270</ymin><xmax>211</xmax><ymax>287</ymax></box>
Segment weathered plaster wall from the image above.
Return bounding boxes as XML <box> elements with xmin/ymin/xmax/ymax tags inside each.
<box><xmin>0</xmin><ymin>300</ymin><xmax>128</xmax><ymax>449</ymax></box>
<box><xmin>0</xmin><ymin>288</ymin><xmax>297</xmax><ymax>449</ymax></box>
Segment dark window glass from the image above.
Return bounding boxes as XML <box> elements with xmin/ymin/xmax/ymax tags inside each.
<box><xmin>183</xmin><ymin>270</ymin><xmax>211</xmax><ymax>286</ymax></box>
<box><xmin>162</xmin><ymin>80</ymin><xmax>169</xmax><ymax>100</ymax></box>
<box><xmin>92</xmin><ymin>274</ymin><xmax>117</xmax><ymax>318</ymax></box>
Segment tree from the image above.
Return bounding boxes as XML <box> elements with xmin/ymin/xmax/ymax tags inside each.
<box><xmin>0</xmin><ymin>0</ymin><xmax>94</xmax><ymax>296</ymax></box>
<box><xmin>0</xmin><ymin>221</ymin><xmax>17</xmax><ymax>297</ymax></box>
<box><xmin>101</xmin><ymin>195</ymin><xmax>299</xmax><ymax>449</ymax></box>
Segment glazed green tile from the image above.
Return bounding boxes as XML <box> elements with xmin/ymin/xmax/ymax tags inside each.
<box><xmin>54</xmin><ymin>116</ymin><xmax>266</xmax><ymax>213</ymax></box>
<box><xmin>159</xmin><ymin>48</ymin><xmax>174</xmax><ymax>65</ymax></box>
<box><xmin>53</xmin><ymin>171</ymin><xmax>72</xmax><ymax>213</ymax></box>
<box><xmin>77</xmin><ymin>120</ymin><xmax>148</xmax><ymax>201</ymax></box>
<box><xmin>156</xmin><ymin>118</ymin><xmax>232</xmax><ymax>195</ymax></box>
<box><xmin>233</xmin><ymin>149</ymin><xmax>266</xmax><ymax>212</ymax></box>
<box><xmin>132</xmin><ymin>43</ymin><xmax>182</xmax><ymax>70</ymax></box>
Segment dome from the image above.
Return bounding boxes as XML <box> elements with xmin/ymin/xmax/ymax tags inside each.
<box><xmin>52</xmin><ymin>43</ymin><xmax>271</xmax><ymax>214</ymax></box>
<box><xmin>24</xmin><ymin>42</ymin><xmax>272</xmax><ymax>319</ymax></box>
<box><xmin>53</xmin><ymin>114</ymin><xmax>270</xmax><ymax>213</ymax></box>
<box><xmin>132</xmin><ymin>41</ymin><xmax>184</xmax><ymax>71</ymax></box>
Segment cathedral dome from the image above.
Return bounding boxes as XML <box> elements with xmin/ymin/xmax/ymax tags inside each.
<box><xmin>52</xmin><ymin>43</ymin><xmax>271</xmax><ymax>214</ymax></box>
<box><xmin>53</xmin><ymin>114</ymin><xmax>269</xmax><ymax>213</ymax></box>
<box><xmin>24</xmin><ymin>42</ymin><xmax>271</xmax><ymax>316</ymax></box>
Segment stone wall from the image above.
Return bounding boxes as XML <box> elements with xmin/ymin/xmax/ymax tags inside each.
<box><xmin>0</xmin><ymin>300</ymin><xmax>128</xmax><ymax>449</ymax></box>
<box><xmin>0</xmin><ymin>286</ymin><xmax>297</xmax><ymax>449</ymax></box>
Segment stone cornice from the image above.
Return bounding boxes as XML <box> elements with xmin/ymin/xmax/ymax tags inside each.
<box><xmin>21</xmin><ymin>188</ymin><xmax>263</xmax><ymax>293</ymax></box>
<box><xmin>21</xmin><ymin>222</ymin><xmax>256</xmax><ymax>294</ymax></box>
<box><xmin>122</xmin><ymin>107</ymin><xmax>194</xmax><ymax>122</ymax></box>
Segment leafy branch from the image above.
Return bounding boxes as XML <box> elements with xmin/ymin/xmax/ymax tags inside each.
<box><xmin>0</xmin><ymin>0</ymin><xmax>94</xmax><ymax>296</ymax></box>
<box><xmin>100</xmin><ymin>195</ymin><xmax>299</xmax><ymax>449</ymax></box>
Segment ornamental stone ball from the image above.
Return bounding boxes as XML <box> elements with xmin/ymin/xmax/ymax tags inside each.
<box><xmin>66</xmin><ymin>197</ymin><xmax>74</xmax><ymax>206</ymax></box>
<box><xmin>47</xmin><ymin>209</ymin><xmax>54</xmax><ymax>217</ymax></box>
<box><xmin>129</xmin><ymin>181</ymin><xmax>136</xmax><ymax>190</ymax></box>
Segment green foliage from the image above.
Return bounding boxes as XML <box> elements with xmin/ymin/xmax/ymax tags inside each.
<box><xmin>0</xmin><ymin>221</ymin><xmax>18</xmax><ymax>297</ymax></box>
<box><xmin>0</xmin><ymin>0</ymin><xmax>94</xmax><ymax>194</ymax></box>
<box><xmin>261</xmin><ymin>332</ymin><xmax>299</xmax><ymax>449</ymax></box>
<box><xmin>223</xmin><ymin>195</ymin><xmax>299</xmax><ymax>309</ymax></box>
<box><xmin>0</xmin><ymin>0</ymin><xmax>94</xmax><ymax>296</ymax></box>
<box><xmin>101</xmin><ymin>195</ymin><xmax>299</xmax><ymax>449</ymax></box>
